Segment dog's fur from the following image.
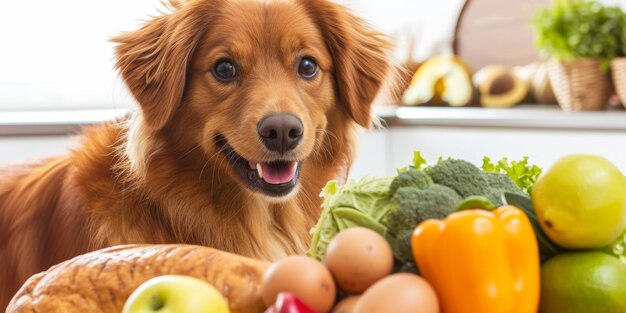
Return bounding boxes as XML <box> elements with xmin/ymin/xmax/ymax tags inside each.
<box><xmin>0</xmin><ymin>0</ymin><xmax>393</xmax><ymax>308</ymax></box>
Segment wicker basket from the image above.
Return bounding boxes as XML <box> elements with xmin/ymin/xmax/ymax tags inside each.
<box><xmin>612</xmin><ymin>58</ymin><xmax>626</xmax><ymax>109</ymax></box>
<box><xmin>548</xmin><ymin>58</ymin><xmax>612</xmax><ymax>111</ymax></box>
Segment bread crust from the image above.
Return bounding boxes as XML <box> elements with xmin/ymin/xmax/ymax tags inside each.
<box><xmin>7</xmin><ymin>244</ymin><xmax>269</xmax><ymax>313</ymax></box>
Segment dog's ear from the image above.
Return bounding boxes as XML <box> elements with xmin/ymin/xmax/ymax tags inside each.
<box><xmin>112</xmin><ymin>2</ymin><xmax>208</xmax><ymax>131</ymax></box>
<box><xmin>301</xmin><ymin>0</ymin><xmax>393</xmax><ymax>128</ymax></box>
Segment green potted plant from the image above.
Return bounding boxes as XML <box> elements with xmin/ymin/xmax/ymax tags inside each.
<box><xmin>530</xmin><ymin>0</ymin><xmax>623</xmax><ymax>111</ymax></box>
<box><xmin>611</xmin><ymin>9</ymin><xmax>626</xmax><ymax>108</ymax></box>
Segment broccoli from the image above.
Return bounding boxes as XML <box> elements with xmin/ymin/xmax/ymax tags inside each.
<box><xmin>425</xmin><ymin>159</ymin><xmax>489</xmax><ymax>198</ymax></box>
<box><xmin>387</xmin><ymin>229</ymin><xmax>415</xmax><ymax>264</ymax></box>
<box><xmin>383</xmin><ymin>185</ymin><xmax>461</xmax><ymax>264</ymax></box>
<box><xmin>385</xmin><ymin>185</ymin><xmax>461</xmax><ymax>231</ymax></box>
<box><xmin>424</xmin><ymin>159</ymin><xmax>524</xmax><ymax>207</ymax></box>
<box><xmin>483</xmin><ymin>172</ymin><xmax>526</xmax><ymax>206</ymax></box>
<box><xmin>484</xmin><ymin>171</ymin><xmax>520</xmax><ymax>192</ymax></box>
<box><xmin>389</xmin><ymin>168</ymin><xmax>433</xmax><ymax>195</ymax></box>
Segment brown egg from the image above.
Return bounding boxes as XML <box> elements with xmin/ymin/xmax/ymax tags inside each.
<box><xmin>325</xmin><ymin>227</ymin><xmax>393</xmax><ymax>293</ymax></box>
<box><xmin>353</xmin><ymin>273</ymin><xmax>439</xmax><ymax>313</ymax></box>
<box><xmin>262</xmin><ymin>255</ymin><xmax>336</xmax><ymax>313</ymax></box>
<box><xmin>331</xmin><ymin>295</ymin><xmax>361</xmax><ymax>313</ymax></box>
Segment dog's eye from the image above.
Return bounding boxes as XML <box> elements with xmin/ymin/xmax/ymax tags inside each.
<box><xmin>298</xmin><ymin>57</ymin><xmax>319</xmax><ymax>79</ymax></box>
<box><xmin>213</xmin><ymin>60</ymin><xmax>237</xmax><ymax>82</ymax></box>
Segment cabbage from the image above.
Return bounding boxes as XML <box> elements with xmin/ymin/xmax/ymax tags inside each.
<box><xmin>306</xmin><ymin>176</ymin><xmax>394</xmax><ymax>261</ymax></box>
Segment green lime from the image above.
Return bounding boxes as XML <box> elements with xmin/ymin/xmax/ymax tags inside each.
<box><xmin>539</xmin><ymin>252</ymin><xmax>626</xmax><ymax>313</ymax></box>
<box><xmin>532</xmin><ymin>154</ymin><xmax>626</xmax><ymax>249</ymax></box>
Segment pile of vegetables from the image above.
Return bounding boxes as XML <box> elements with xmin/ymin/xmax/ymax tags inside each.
<box><xmin>307</xmin><ymin>152</ymin><xmax>542</xmax><ymax>272</ymax></box>
<box><xmin>261</xmin><ymin>151</ymin><xmax>626</xmax><ymax>313</ymax></box>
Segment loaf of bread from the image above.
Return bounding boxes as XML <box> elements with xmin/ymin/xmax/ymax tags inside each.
<box><xmin>7</xmin><ymin>244</ymin><xmax>270</xmax><ymax>313</ymax></box>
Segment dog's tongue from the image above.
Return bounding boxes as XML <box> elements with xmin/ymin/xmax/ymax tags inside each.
<box><xmin>260</xmin><ymin>162</ymin><xmax>297</xmax><ymax>185</ymax></box>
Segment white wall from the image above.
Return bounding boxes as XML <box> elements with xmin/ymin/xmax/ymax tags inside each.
<box><xmin>350</xmin><ymin>127</ymin><xmax>626</xmax><ymax>179</ymax></box>
<box><xmin>336</xmin><ymin>0</ymin><xmax>465</xmax><ymax>62</ymax></box>
<box><xmin>1</xmin><ymin>0</ymin><xmax>623</xmax><ymax>111</ymax></box>
<box><xmin>1</xmin><ymin>0</ymin><xmax>465</xmax><ymax>111</ymax></box>
<box><xmin>0</xmin><ymin>0</ymin><xmax>162</xmax><ymax>110</ymax></box>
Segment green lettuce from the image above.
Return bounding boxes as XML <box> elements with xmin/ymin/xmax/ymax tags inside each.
<box><xmin>482</xmin><ymin>156</ymin><xmax>542</xmax><ymax>194</ymax></box>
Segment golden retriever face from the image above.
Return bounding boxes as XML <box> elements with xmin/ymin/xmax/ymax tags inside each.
<box><xmin>114</xmin><ymin>0</ymin><xmax>391</xmax><ymax>200</ymax></box>
<box><xmin>183</xmin><ymin>1</ymin><xmax>335</xmax><ymax>198</ymax></box>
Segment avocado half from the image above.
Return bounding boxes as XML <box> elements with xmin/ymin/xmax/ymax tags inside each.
<box><xmin>473</xmin><ymin>65</ymin><xmax>530</xmax><ymax>108</ymax></box>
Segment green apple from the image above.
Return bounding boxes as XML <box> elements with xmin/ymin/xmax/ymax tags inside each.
<box><xmin>122</xmin><ymin>275</ymin><xmax>230</xmax><ymax>313</ymax></box>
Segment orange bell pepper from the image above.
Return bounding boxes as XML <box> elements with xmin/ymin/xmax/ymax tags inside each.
<box><xmin>411</xmin><ymin>206</ymin><xmax>540</xmax><ymax>313</ymax></box>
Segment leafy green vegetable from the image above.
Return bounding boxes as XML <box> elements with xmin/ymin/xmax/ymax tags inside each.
<box><xmin>529</xmin><ymin>0</ymin><xmax>626</xmax><ymax>68</ymax></box>
<box><xmin>396</xmin><ymin>151</ymin><xmax>428</xmax><ymax>174</ymax></box>
<box><xmin>482</xmin><ymin>156</ymin><xmax>542</xmax><ymax>194</ymax></box>
<box><xmin>413</xmin><ymin>151</ymin><xmax>428</xmax><ymax>169</ymax></box>
<box><xmin>307</xmin><ymin>177</ymin><xmax>394</xmax><ymax>260</ymax></box>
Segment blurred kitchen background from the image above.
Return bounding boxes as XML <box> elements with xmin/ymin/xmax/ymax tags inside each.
<box><xmin>1</xmin><ymin>0</ymin><xmax>626</xmax><ymax>178</ymax></box>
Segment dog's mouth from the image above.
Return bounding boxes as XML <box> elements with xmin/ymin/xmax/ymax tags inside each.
<box><xmin>215</xmin><ymin>134</ymin><xmax>301</xmax><ymax>198</ymax></box>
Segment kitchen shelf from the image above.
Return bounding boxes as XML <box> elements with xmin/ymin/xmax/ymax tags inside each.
<box><xmin>377</xmin><ymin>104</ymin><xmax>626</xmax><ymax>131</ymax></box>
<box><xmin>1</xmin><ymin>105</ymin><xmax>626</xmax><ymax>136</ymax></box>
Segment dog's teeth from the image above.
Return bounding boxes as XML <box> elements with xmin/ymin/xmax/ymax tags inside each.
<box><xmin>256</xmin><ymin>163</ymin><xmax>264</xmax><ymax>179</ymax></box>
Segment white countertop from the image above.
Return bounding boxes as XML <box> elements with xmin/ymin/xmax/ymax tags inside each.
<box><xmin>1</xmin><ymin>105</ymin><xmax>626</xmax><ymax>135</ymax></box>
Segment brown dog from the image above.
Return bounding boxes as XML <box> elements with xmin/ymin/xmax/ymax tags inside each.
<box><xmin>0</xmin><ymin>0</ymin><xmax>393</xmax><ymax>308</ymax></box>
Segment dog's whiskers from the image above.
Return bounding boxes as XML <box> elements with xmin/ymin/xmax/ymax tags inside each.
<box><xmin>178</xmin><ymin>143</ymin><xmax>203</xmax><ymax>161</ymax></box>
<box><xmin>204</xmin><ymin>140</ymin><xmax>232</xmax><ymax>184</ymax></box>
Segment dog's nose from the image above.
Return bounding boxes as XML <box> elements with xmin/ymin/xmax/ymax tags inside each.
<box><xmin>257</xmin><ymin>114</ymin><xmax>303</xmax><ymax>153</ymax></box>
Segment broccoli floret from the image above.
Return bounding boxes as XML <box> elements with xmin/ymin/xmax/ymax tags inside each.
<box><xmin>483</xmin><ymin>172</ymin><xmax>525</xmax><ymax>206</ymax></box>
<box><xmin>484</xmin><ymin>172</ymin><xmax>522</xmax><ymax>193</ymax></box>
<box><xmin>424</xmin><ymin>159</ymin><xmax>489</xmax><ymax>198</ymax></box>
<box><xmin>384</xmin><ymin>185</ymin><xmax>461</xmax><ymax>231</ymax></box>
<box><xmin>382</xmin><ymin>184</ymin><xmax>462</xmax><ymax>263</ymax></box>
<box><xmin>424</xmin><ymin>159</ymin><xmax>526</xmax><ymax>207</ymax></box>
<box><xmin>389</xmin><ymin>168</ymin><xmax>433</xmax><ymax>195</ymax></box>
<box><xmin>386</xmin><ymin>229</ymin><xmax>415</xmax><ymax>263</ymax></box>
